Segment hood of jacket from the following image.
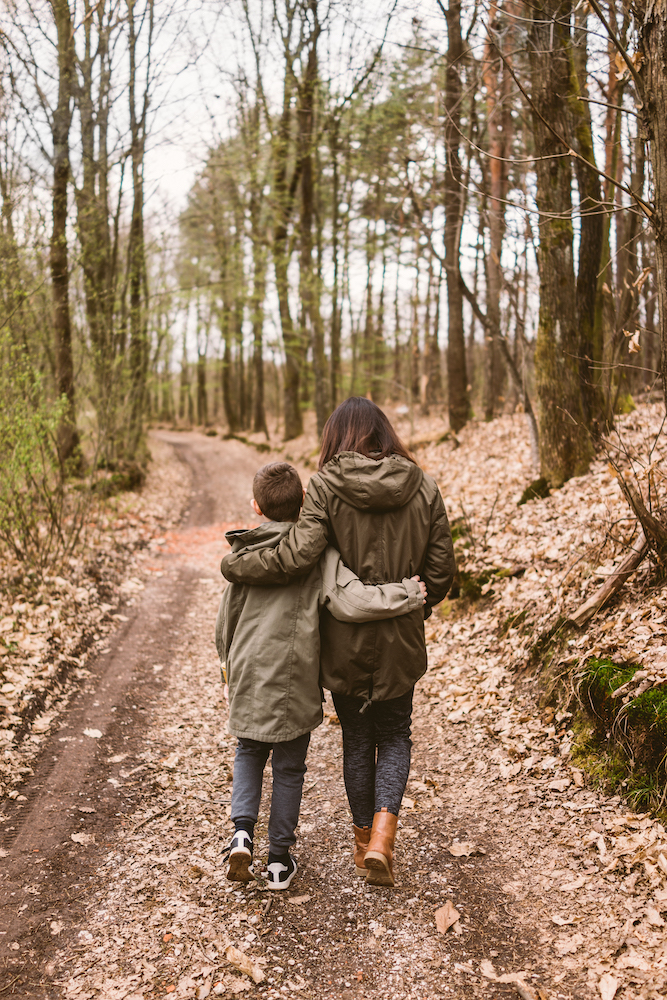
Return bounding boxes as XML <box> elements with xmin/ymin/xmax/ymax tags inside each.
<box><xmin>319</xmin><ymin>451</ymin><xmax>424</xmax><ymax>512</ymax></box>
<box><xmin>225</xmin><ymin>521</ymin><xmax>293</xmax><ymax>554</ymax></box>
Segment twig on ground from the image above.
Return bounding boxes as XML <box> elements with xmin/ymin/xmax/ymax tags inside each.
<box><xmin>568</xmin><ymin>528</ymin><xmax>649</xmax><ymax>627</ymax></box>
<box><xmin>130</xmin><ymin>801</ymin><xmax>178</xmax><ymax>834</ymax></box>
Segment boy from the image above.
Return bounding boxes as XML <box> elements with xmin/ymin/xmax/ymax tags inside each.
<box><xmin>216</xmin><ymin>462</ymin><xmax>426</xmax><ymax>890</ymax></box>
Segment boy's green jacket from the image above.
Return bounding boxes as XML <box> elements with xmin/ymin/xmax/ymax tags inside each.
<box><xmin>216</xmin><ymin>521</ymin><xmax>424</xmax><ymax>742</ymax></box>
<box><xmin>221</xmin><ymin>453</ymin><xmax>456</xmax><ymax>703</ymax></box>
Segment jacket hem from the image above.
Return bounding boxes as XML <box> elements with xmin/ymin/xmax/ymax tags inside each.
<box><xmin>227</xmin><ymin>716</ymin><xmax>323</xmax><ymax>742</ymax></box>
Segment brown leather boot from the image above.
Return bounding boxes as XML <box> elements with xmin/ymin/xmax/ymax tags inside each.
<box><xmin>353</xmin><ymin>825</ymin><xmax>371</xmax><ymax>876</ymax></box>
<box><xmin>364</xmin><ymin>807</ymin><xmax>398</xmax><ymax>887</ymax></box>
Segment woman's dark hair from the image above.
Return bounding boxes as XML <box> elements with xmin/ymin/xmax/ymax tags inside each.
<box><xmin>319</xmin><ymin>397</ymin><xmax>416</xmax><ymax>469</ymax></box>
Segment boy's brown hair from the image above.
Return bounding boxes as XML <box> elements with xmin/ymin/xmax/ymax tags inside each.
<box><xmin>253</xmin><ymin>463</ymin><xmax>303</xmax><ymax>522</ymax></box>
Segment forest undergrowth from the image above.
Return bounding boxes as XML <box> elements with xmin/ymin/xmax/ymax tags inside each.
<box><xmin>0</xmin><ymin>438</ymin><xmax>191</xmax><ymax>800</ymax></box>
<box><xmin>415</xmin><ymin>402</ymin><xmax>667</xmax><ymax>816</ymax></box>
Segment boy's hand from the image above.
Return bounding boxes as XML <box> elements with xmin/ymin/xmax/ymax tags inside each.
<box><xmin>410</xmin><ymin>575</ymin><xmax>428</xmax><ymax>602</ymax></box>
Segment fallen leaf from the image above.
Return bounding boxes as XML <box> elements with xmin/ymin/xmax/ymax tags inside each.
<box><xmin>549</xmin><ymin>778</ymin><xmax>572</xmax><ymax>792</ymax></box>
<box><xmin>448</xmin><ymin>841</ymin><xmax>485</xmax><ymax>857</ymax></box>
<box><xmin>599</xmin><ymin>973</ymin><xmax>619</xmax><ymax>1000</ymax></box>
<box><xmin>224</xmin><ymin>943</ymin><xmax>265</xmax><ymax>984</ymax></box>
<box><xmin>289</xmin><ymin>895</ymin><xmax>311</xmax><ymax>905</ymax></box>
<box><xmin>559</xmin><ymin>876</ymin><xmax>587</xmax><ymax>891</ymax></box>
<box><xmin>435</xmin><ymin>900</ymin><xmax>460</xmax><ymax>934</ymax></box>
<box><xmin>83</xmin><ymin>728</ymin><xmax>103</xmax><ymax>739</ymax></box>
<box><xmin>70</xmin><ymin>832</ymin><xmax>95</xmax><ymax>845</ymax></box>
<box><xmin>646</xmin><ymin>906</ymin><xmax>665</xmax><ymax>927</ymax></box>
<box><xmin>479</xmin><ymin>959</ymin><xmax>497</xmax><ymax>979</ymax></box>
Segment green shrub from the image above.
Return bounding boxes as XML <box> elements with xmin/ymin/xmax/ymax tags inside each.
<box><xmin>0</xmin><ymin>340</ymin><xmax>88</xmax><ymax>572</ymax></box>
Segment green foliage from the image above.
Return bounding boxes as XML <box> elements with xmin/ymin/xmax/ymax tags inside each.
<box><xmin>449</xmin><ymin>516</ymin><xmax>470</xmax><ymax>543</ymax></box>
<box><xmin>0</xmin><ymin>339</ymin><xmax>87</xmax><ymax>572</ymax></box>
<box><xmin>614</xmin><ymin>393</ymin><xmax>636</xmax><ymax>415</ymax></box>
<box><xmin>585</xmin><ymin>656</ymin><xmax>637</xmax><ymax>696</ymax></box>
<box><xmin>91</xmin><ymin>460</ymin><xmax>146</xmax><ymax>499</ymax></box>
<box><xmin>573</xmin><ymin>657</ymin><xmax>667</xmax><ymax>818</ymax></box>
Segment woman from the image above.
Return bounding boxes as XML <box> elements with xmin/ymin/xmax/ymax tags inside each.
<box><xmin>222</xmin><ymin>397</ymin><xmax>455</xmax><ymax>887</ymax></box>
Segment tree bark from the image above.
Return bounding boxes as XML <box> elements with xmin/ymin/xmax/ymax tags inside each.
<box><xmin>126</xmin><ymin>0</ymin><xmax>153</xmax><ymax>460</ymax></box>
<box><xmin>482</xmin><ymin>0</ymin><xmax>512</xmax><ymax>421</ymax></box>
<box><xmin>443</xmin><ymin>0</ymin><xmax>470</xmax><ymax>433</ymax></box>
<box><xmin>49</xmin><ymin>0</ymin><xmax>79</xmax><ymax>464</ymax></box>
<box><xmin>568</xmin><ymin>12</ymin><xmax>605</xmax><ymax>434</ymax></box>
<box><xmin>74</xmin><ymin>1</ymin><xmax>115</xmax><ymax>441</ymax></box>
<box><xmin>329</xmin><ymin>115</ymin><xmax>342</xmax><ymax>409</ymax></box>
<box><xmin>529</xmin><ymin>0</ymin><xmax>593</xmax><ymax>486</ymax></box>
<box><xmin>297</xmin><ymin>12</ymin><xmax>328</xmax><ymax>435</ymax></box>
<box><xmin>637</xmin><ymin>0</ymin><xmax>667</xmax><ymax>410</ymax></box>
<box><xmin>273</xmin><ymin>70</ymin><xmax>302</xmax><ymax>440</ymax></box>
<box><xmin>569</xmin><ymin>529</ymin><xmax>649</xmax><ymax>627</ymax></box>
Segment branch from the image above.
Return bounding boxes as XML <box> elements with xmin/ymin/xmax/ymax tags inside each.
<box><xmin>568</xmin><ymin>529</ymin><xmax>648</xmax><ymax>627</ymax></box>
<box><xmin>615</xmin><ymin>476</ymin><xmax>667</xmax><ymax>559</ymax></box>
<box><xmin>487</xmin><ymin>24</ymin><xmax>653</xmax><ymax>220</ymax></box>
<box><xmin>586</xmin><ymin>0</ymin><xmax>644</xmax><ymax>101</ymax></box>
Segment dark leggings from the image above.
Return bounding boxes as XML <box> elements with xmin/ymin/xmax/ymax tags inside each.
<box><xmin>332</xmin><ymin>688</ymin><xmax>413</xmax><ymax>828</ymax></box>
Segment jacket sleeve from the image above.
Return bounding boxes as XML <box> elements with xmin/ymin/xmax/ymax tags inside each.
<box><xmin>221</xmin><ymin>477</ymin><xmax>330</xmax><ymax>585</ymax></box>
<box><xmin>421</xmin><ymin>487</ymin><xmax>456</xmax><ymax>616</ymax></box>
<box><xmin>319</xmin><ymin>547</ymin><xmax>424</xmax><ymax>622</ymax></box>
<box><xmin>214</xmin><ymin>590</ymin><xmax>228</xmax><ymax>683</ymax></box>
<box><xmin>214</xmin><ymin>584</ymin><xmax>244</xmax><ymax>665</ymax></box>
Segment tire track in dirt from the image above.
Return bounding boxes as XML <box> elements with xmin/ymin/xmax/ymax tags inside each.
<box><xmin>0</xmin><ymin>433</ymin><xmax>264</xmax><ymax>996</ymax></box>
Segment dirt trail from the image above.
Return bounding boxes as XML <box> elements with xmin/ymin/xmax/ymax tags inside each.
<box><xmin>1</xmin><ymin>433</ymin><xmax>664</xmax><ymax>999</ymax></box>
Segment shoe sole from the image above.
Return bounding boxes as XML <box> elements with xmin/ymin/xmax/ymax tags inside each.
<box><xmin>364</xmin><ymin>851</ymin><xmax>394</xmax><ymax>887</ymax></box>
<box><xmin>355</xmin><ymin>865</ymin><xmax>367</xmax><ymax>877</ymax></box>
<box><xmin>227</xmin><ymin>849</ymin><xmax>254</xmax><ymax>883</ymax></box>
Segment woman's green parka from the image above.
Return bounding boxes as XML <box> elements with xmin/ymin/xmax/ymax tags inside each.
<box><xmin>221</xmin><ymin>453</ymin><xmax>456</xmax><ymax>702</ymax></box>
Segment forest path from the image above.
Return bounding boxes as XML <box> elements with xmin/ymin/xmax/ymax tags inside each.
<box><xmin>0</xmin><ymin>434</ymin><xmax>662</xmax><ymax>1000</ymax></box>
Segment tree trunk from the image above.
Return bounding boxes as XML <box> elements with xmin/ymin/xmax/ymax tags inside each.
<box><xmin>297</xmin><ymin>19</ymin><xmax>328</xmax><ymax>435</ymax></box>
<box><xmin>637</xmin><ymin>0</ymin><xmax>667</xmax><ymax>409</ymax></box>
<box><xmin>126</xmin><ymin>0</ymin><xmax>153</xmax><ymax>460</ymax></box>
<box><xmin>329</xmin><ymin>115</ymin><xmax>342</xmax><ymax>410</ymax></box>
<box><xmin>247</xmin><ymin>101</ymin><xmax>269</xmax><ymax>438</ymax></box>
<box><xmin>443</xmin><ymin>0</ymin><xmax>470</xmax><ymax>433</ymax></box>
<box><xmin>49</xmin><ymin>0</ymin><xmax>79</xmax><ymax>464</ymax></box>
<box><xmin>273</xmin><ymin>73</ymin><xmax>302</xmax><ymax>440</ymax></box>
<box><xmin>482</xmin><ymin>0</ymin><xmax>511</xmax><ymax>421</ymax></box>
<box><xmin>569</xmin><ymin>10</ymin><xmax>605</xmax><ymax>433</ymax></box>
<box><xmin>74</xmin><ymin>2</ymin><xmax>114</xmax><ymax>443</ymax></box>
<box><xmin>529</xmin><ymin>0</ymin><xmax>593</xmax><ymax>485</ymax></box>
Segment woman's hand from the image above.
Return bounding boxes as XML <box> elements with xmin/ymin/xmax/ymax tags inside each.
<box><xmin>410</xmin><ymin>575</ymin><xmax>428</xmax><ymax>603</ymax></box>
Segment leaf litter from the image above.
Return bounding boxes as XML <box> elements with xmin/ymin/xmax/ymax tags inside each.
<box><xmin>3</xmin><ymin>409</ymin><xmax>667</xmax><ymax>999</ymax></box>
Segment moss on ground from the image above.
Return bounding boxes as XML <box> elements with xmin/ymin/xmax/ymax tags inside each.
<box><xmin>569</xmin><ymin>656</ymin><xmax>667</xmax><ymax>819</ymax></box>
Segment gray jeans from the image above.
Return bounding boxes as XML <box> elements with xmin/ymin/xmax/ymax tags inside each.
<box><xmin>230</xmin><ymin>733</ymin><xmax>310</xmax><ymax>854</ymax></box>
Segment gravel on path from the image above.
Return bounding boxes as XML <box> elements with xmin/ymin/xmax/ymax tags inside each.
<box><xmin>2</xmin><ymin>432</ymin><xmax>665</xmax><ymax>1000</ymax></box>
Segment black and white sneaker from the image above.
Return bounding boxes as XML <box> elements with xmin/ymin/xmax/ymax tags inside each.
<box><xmin>225</xmin><ymin>830</ymin><xmax>254</xmax><ymax>883</ymax></box>
<box><xmin>266</xmin><ymin>852</ymin><xmax>297</xmax><ymax>891</ymax></box>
